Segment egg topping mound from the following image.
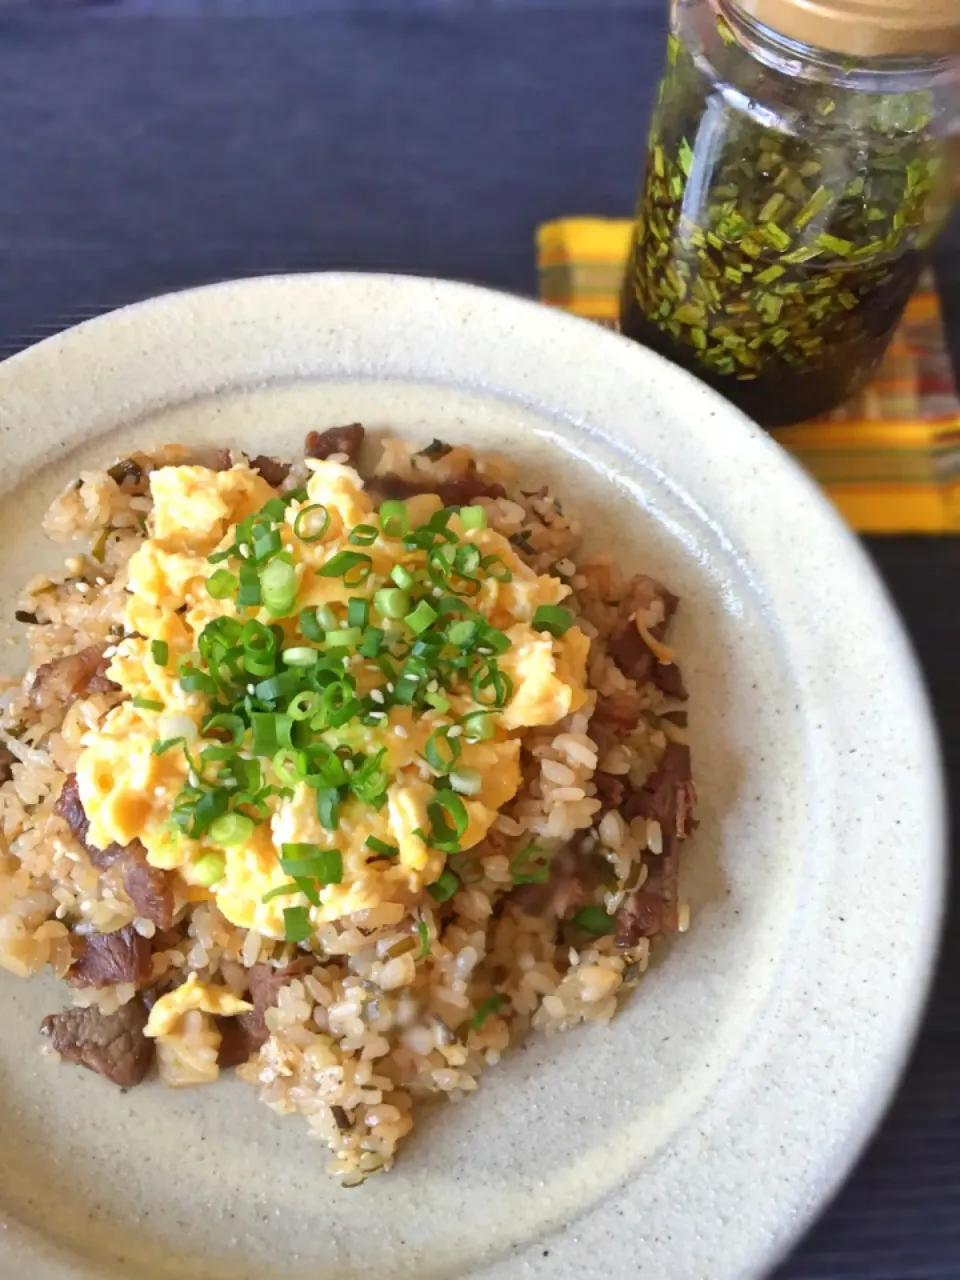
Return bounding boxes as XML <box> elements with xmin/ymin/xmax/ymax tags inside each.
<box><xmin>76</xmin><ymin>459</ymin><xmax>590</xmax><ymax>944</ymax></box>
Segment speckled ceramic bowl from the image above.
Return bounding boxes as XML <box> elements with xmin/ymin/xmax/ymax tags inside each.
<box><xmin>0</xmin><ymin>274</ymin><xmax>944</xmax><ymax>1280</ymax></box>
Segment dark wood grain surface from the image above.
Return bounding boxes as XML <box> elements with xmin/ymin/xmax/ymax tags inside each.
<box><xmin>0</xmin><ymin>5</ymin><xmax>956</xmax><ymax>1276</ymax></box>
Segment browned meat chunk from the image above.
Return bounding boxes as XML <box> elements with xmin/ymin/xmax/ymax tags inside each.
<box><xmin>210</xmin><ymin>448</ymin><xmax>233</xmax><ymax>472</ymax></box>
<box><xmin>652</xmin><ymin>661</ymin><xmax>688</xmax><ymax>701</ymax></box>
<box><xmin>54</xmin><ymin>774</ymin><xmax>125</xmax><ymax>868</ymax></box>
<box><xmin>594</xmin><ymin>772</ymin><xmax>626</xmax><ymax>810</ymax></box>
<box><xmin>622</xmin><ymin>742</ymin><xmax>696</xmax><ymax>838</ymax></box>
<box><xmin>41</xmin><ymin>998</ymin><xmax>153</xmax><ymax>1088</ymax></box>
<box><xmin>305</xmin><ymin>423</ymin><xmax>365</xmax><ymax>462</ymax></box>
<box><xmin>30</xmin><ymin>645</ymin><xmax>119</xmax><ymax>711</ymax></box>
<box><xmin>122</xmin><ymin>841</ymin><xmax>175</xmax><ymax>929</ymax></box>
<box><xmin>615</xmin><ymin>838</ymin><xmax>681</xmax><ymax>945</ymax></box>
<box><xmin>249</xmin><ymin>455</ymin><xmax>291</xmax><ymax>488</ymax></box>
<box><xmin>0</xmin><ymin>745</ymin><xmax>16</xmax><ymax>786</ymax></box>
<box><xmin>233</xmin><ymin>957</ymin><xmax>314</xmax><ymax>1055</ymax></box>
<box><xmin>370</xmin><ymin>471</ymin><xmax>506</xmax><ymax>509</ymax></box>
<box><xmin>592</xmin><ymin>691</ymin><xmax>647</xmax><ymax>730</ymax></box>
<box><xmin>506</xmin><ymin>848</ymin><xmax>596</xmax><ymax>918</ymax></box>
<box><xmin>607</xmin><ymin>575</ymin><xmax>686</xmax><ymax>700</ymax></box>
<box><xmin>68</xmin><ymin>923</ymin><xmax>152</xmax><ymax>988</ymax></box>
<box><xmin>216</xmin><ymin>1016</ymin><xmax>258</xmax><ymax>1069</ymax></box>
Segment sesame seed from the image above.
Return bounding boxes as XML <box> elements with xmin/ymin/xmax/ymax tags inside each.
<box><xmin>247</xmin><ymin>684</ymin><xmax>255</xmax><ymax>694</ymax></box>
<box><xmin>343</xmin><ymin>760</ymin><xmax>355</xmax><ymax>774</ymax></box>
<box><xmin>102</xmin><ymin>646</ymin><xmax>118</xmax><ymax>659</ymax></box>
<box><xmin>426</xmin><ymin>679</ymin><xmax>439</xmax><ymax>693</ymax></box>
<box><xmin>447</xmin><ymin>725</ymin><xmax>462</xmax><ymax>738</ymax></box>
<box><xmin>369</xmin><ymin>711</ymin><xmax>386</xmax><ymax>720</ymax></box>
<box><xmin>239</xmin><ymin>545</ymin><xmax>250</xmax><ymax>558</ymax></box>
<box><xmin>75</xmin><ymin>582</ymin><xmax>90</xmax><ymax>594</ymax></box>
<box><xmin>370</xmin><ymin>689</ymin><xmax>385</xmax><ymax>704</ymax></box>
<box><xmin>95</xmin><ymin>576</ymin><xmax>107</xmax><ymax>587</ymax></box>
<box><xmin>386</xmin><ymin>682</ymin><xmax>395</xmax><ymax>693</ymax></box>
<box><xmin>393</xmin><ymin>724</ymin><xmax>409</xmax><ymax>738</ymax></box>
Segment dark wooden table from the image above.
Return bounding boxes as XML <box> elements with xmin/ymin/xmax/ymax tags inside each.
<box><xmin>0</xmin><ymin>4</ymin><xmax>957</xmax><ymax>1276</ymax></box>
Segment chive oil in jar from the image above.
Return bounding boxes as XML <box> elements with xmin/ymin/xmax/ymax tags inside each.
<box><xmin>620</xmin><ymin>0</ymin><xmax>959</xmax><ymax>428</ymax></box>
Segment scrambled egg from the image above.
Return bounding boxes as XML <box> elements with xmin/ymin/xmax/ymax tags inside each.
<box><xmin>75</xmin><ymin>457</ymin><xmax>590</xmax><ymax>941</ymax></box>
<box><xmin>144</xmin><ymin>973</ymin><xmax>252</xmax><ymax>1038</ymax></box>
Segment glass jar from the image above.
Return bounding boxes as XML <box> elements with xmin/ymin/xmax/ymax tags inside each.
<box><xmin>620</xmin><ymin>0</ymin><xmax>959</xmax><ymax>428</ymax></box>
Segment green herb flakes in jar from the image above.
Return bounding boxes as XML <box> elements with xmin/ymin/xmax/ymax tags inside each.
<box><xmin>620</xmin><ymin>0</ymin><xmax>959</xmax><ymax>428</ymax></box>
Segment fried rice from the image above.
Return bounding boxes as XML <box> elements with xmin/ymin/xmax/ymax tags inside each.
<box><xmin>0</xmin><ymin>426</ymin><xmax>695</xmax><ymax>1184</ymax></box>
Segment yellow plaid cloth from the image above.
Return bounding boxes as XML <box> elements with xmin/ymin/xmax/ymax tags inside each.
<box><xmin>538</xmin><ymin>218</ymin><xmax>960</xmax><ymax>534</ymax></box>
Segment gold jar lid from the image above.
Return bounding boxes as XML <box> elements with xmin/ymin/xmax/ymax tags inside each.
<box><xmin>729</xmin><ymin>0</ymin><xmax>960</xmax><ymax>57</ymax></box>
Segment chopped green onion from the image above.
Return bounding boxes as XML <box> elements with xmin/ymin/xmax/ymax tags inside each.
<box><xmin>450</xmin><ymin>768</ymin><xmax>481</xmax><ymax>796</ymax></box>
<box><xmin>480</xmin><ymin>554</ymin><xmax>512</xmax><ymax>583</ymax></box>
<box><xmin>532</xmin><ymin>604</ymin><xmax>573</xmax><ymax>637</ymax></box>
<box><xmin>469</xmin><ymin>994</ymin><xmax>505</xmax><ymax>1030</ymax></box>
<box><xmin>280</xmin><ymin>844</ymin><xmax>344</xmax><ymax>885</ymax></box>
<box><xmin>446</xmin><ymin>619</ymin><xmax>476</xmax><ymax>649</ymax></box>
<box><xmin>258</xmin><ymin>497</ymin><xmax>288</xmax><ymax>523</ymax></box>
<box><xmin>427</xmin><ymin>867</ymin><xmax>460</xmax><ymax>902</ymax></box>
<box><xmin>379</xmin><ymin>501</ymin><xmax>410</xmax><ymax>538</ymax></box>
<box><xmin>374</xmin><ymin>587</ymin><xmax>410</xmax><ymax>619</ymax></box>
<box><xmin>317</xmin><ymin>551</ymin><xmax>372</xmax><ymax>586</ymax></box>
<box><xmin>405</xmin><ymin>600</ymin><xmax>437</xmax><ymax>635</ymax></box>
<box><xmin>261</xmin><ymin>559</ymin><xmax>297</xmax><ymax>618</ymax></box>
<box><xmin>454</xmin><ymin>543</ymin><xmax>481</xmax><ymax>576</ymax></box>
<box><xmin>293</xmin><ymin>504</ymin><xmax>331</xmax><ymax>543</ymax></box>
<box><xmin>471</xmin><ymin>662</ymin><xmax>513</xmax><ymax>709</ymax></box>
<box><xmin>417</xmin><ymin>919</ymin><xmax>430</xmax><ymax>958</ymax></box>
<box><xmin>424</xmin><ymin>727</ymin><xmax>462</xmax><ymax>774</ymax></box>
<box><xmin>511</xmin><ymin>841</ymin><xmax>550</xmax><ymax>884</ymax></box>
<box><xmin>188</xmin><ymin>787</ymin><xmax>230</xmax><ymax>838</ymax></box>
<box><xmin>254</xmin><ymin>670</ymin><xmax>302</xmax><ymax>702</ymax></box>
<box><xmin>272</xmin><ymin>748</ymin><xmax>301</xmax><ymax>787</ymax></box>
<box><xmin>573</xmin><ymin>905</ymin><xmax>616</xmax><ymax>936</ymax></box>
<box><xmin>191</xmin><ymin>851</ymin><xmax>227</xmax><ymax>886</ymax></box>
<box><xmin>460</xmin><ymin>710</ymin><xmax>494</xmax><ymax>742</ymax></box>
<box><xmin>476</xmin><ymin>622</ymin><xmax>511</xmax><ymax>655</ymax></box>
<box><xmin>347</xmin><ymin>597</ymin><xmax>370</xmax><ymax>630</ymax></box>
<box><xmin>282</xmin><ymin>646</ymin><xmax>318</xmax><ymax>667</ymax></box>
<box><xmin>324</xmin><ymin>626</ymin><xmax>362</xmax><ymax>649</ymax></box>
<box><xmin>390</xmin><ymin>563</ymin><xmax>414</xmax><ymax>590</ymax></box>
<box><xmin>237</xmin><ymin>563</ymin><xmax>262</xmax><ymax>607</ymax></box>
<box><xmin>206</xmin><ymin>569</ymin><xmax>238</xmax><ymax>600</ymax></box>
<box><xmin>152</xmin><ymin>737</ymin><xmax>184</xmax><ymax>756</ymax></box>
<box><xmin>315</xmin><ymin>787</ymin><xmax>341</xmax><ymax>831</ymax></box>
<box><xmin>179</xmin><ymin>667</ymin><xmax>217</xmax><ymax>695</ymax></box>
<box><xmin>150</xmin><ymin>640</ymin><xmax>169</xmax><ymax>666</ymax></box>
<box><xmin>208</xmin><ymin>813</ymin><xmax>254</xmax><ymax>848</ymax></box>
<box><xmin>203</xmin><ymin>713</ymin><xmax>245</xmax><ymax>745</ymax></box>
<box><xmin>426</xmin><ymin>790</ymin><xmax>469</xmax><ymax>850</ymax></box>
<box><xmin>315</xmin><ymin>604</ymin><xmax>339</xmax><ymax>630</ymax></box>
<box><xmin>288</xmin><ymin>690</ymin><xmax>322</xmax><ymax>722</ymax></box>
<box><xmin>252</xmin><ymin>528</ymin><xmax>282</xmax><ymax>562</ymax></box>
<box><xmin>424</xmin><ymin>691</ymin><xmax>451</xmax><ymax>713</ymax></box>
<box><xmin>359</xmin><ymin>626</ymin><xmax>385</xmax><ymax>658</ymax></box>
<box><xmin>251</xmin><ymin>711</ymin><xmax>293</xmax><ymax>755</ymax></box>
<box><xmin>132</xmin><ymin>696</ymin><xmax>164</xmax><ymax>712</ymax></box>
<box><xmin>283</xmin><ymin>906</ymin><xmax>312</xmax><ymax>943</ymax></box>
<box><xmin>261</xmin><ymin>881</ymin><xmax>301</xmax><ymax>904</ymax></box>
<box><xmin>299</xmin><ymin>608</ymin><xmax>325</xmax><ymax>642</ymax></box>
<box><xmin>459</xmin><ymin>505</ymin><xmax>487</xmax><ymax>530</ymax></box>
<box><xmin>365</xmin><ymin>836</ymin><xmax>399</xmax><ymax>857</ymax></box>
<box><xmin>348</xmin><ymin>524</ymin><xmax>378</xmax><ymax>547</ymax></box>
